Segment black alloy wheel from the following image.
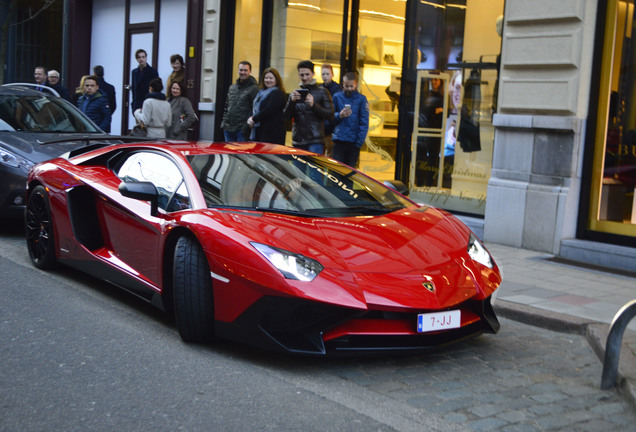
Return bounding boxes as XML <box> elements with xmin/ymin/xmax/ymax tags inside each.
<box><xmin>25</xmin><ymin>185</ymin><xmax>57</xmax><ymax>269</ymax></box>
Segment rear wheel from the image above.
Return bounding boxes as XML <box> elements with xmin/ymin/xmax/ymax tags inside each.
<box><xmin>173</xmin><ymin>235</ymin><xmax>215</xmax><ymax>343</ymax></box>
<box><xmin>25</xmin><ymin>185</ymin><xmax>57</xmax><ymax>269</ymax></box>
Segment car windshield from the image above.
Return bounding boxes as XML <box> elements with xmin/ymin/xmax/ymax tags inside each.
<box><xmin>187</xmin><ymin>153</ymin><xmax>412</xmax><ymax>216</ymax></box>
<box><xmin>0</xmin><ymin>93</ymin><xmax>101</xmax><ymax>133</ymax></box>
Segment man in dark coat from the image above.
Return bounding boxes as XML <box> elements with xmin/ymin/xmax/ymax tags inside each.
<box><xmin>33</xmin><ymin>66</ymin><xmax>49</xmax><ymax>91</ymax></box>
<box><xmin>93</xmin><ymin>65</ymin><xmax>117</xmax><ymax>114</ymax></box>
<box><xmin>77</xmin><ymin>75</ymin><xmax>112</xmax><ymax>132</ymax></box>
<box><xmin>46</xmin><ymin>70</ymin><xmax>72</xmax><ymax>102</ymax></box>
<box><xmin>131</xmin><ymin>48</ymin><xmax>158</xmax><ymax>113</ymax></box>
<box><xmin>320</xmin><ymin>63</ymin><xmax>341</xmax><ymax>156</ymax></box>
<box><xmin>221</xmin><ymin>60</ymin><xmax>259</xmax><ymax>141</ymax></box>
<box><xmin>283</xmin><ymin>60</ymin><xmax>334</xmax><ymax>154</ymax></box>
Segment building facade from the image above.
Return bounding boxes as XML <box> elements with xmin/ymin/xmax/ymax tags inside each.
<box><xmin>3</xmin><ymin>0</ymin><xmax>635</xmax><ymax>270</ymax></box>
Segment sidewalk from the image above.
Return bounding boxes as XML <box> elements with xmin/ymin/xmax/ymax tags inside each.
<box><xmin>485</xmin><ymin>242</ymin><xmax>636</xmax><ymax>409</ymax></box>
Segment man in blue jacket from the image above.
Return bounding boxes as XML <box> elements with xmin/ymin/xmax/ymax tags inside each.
<box><xmin>77</xmin><ymin>75</ymin><xmax>112</xmax><ymax>132</ymax></box>
<box><xmin>332</xmin><ymin>71</ymin><xmax>369</xmax><ymax>167</ymax></box>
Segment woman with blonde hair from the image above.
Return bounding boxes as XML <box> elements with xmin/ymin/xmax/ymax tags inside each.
<box><xmin>72</xmin><ymin>75</ymin><xmax>90</xmax><ymax>106</ymax></box>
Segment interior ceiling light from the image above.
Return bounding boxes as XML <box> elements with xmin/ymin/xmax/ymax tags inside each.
<box><xmin>288</xmin><ymin>2</ymin><xmax>321</xmax><ymax>11</ymax></box>
<box><xmin>359</xmin><ymin>9</ymin><xmax>405</xmax><ymax>21</ymax></box>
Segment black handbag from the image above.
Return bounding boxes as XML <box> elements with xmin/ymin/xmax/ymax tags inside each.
<box><xmin>130</xmin><ymin>124</ymin><xmax>147</xmax><ymax>137</ymax></box>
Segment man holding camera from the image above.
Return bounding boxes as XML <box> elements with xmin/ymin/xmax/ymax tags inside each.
<box><xmin>283</xmin><ymin>60</ymin><xmax>334</xmax><ymax>154</ymax></box>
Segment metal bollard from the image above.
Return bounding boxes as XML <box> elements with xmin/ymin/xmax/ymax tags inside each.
<box><xmin>601</xmin><ymin>299</ymin><xmax>636</xmax><ymax>390</ymax></box>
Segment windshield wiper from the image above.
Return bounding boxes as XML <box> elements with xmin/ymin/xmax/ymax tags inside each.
<box><xmin>305</xmin><ymin>205</ymin><xmax>395</xmax><ymax>216</ymax></box>
<box><xmin>255</xmin><ymin>206</ymin><xmax>322</xmax><ymax>217</ymax></box>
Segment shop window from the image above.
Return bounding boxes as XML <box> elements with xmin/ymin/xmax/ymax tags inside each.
<box><xmin>589</xmin><ymin>0</ymin><xmax>636</xmax><ymax>237</ymax></box>
<box><xmin>406</xmin><ymin>0</ymin><xmax>504</xmax><ymax>216</ymax></box>
<box><xmin>356</xmin><ymin>0</ymin><xmax>406</xmax><ymax>181</ymax></box>
<box><xmin>232</xmin><ymin>0</ymin><xmax>263</xmax><ymax>78</ymax></box>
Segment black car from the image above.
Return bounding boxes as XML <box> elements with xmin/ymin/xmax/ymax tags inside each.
<box><xmin>0</xmin><ymin>84</ymin><xmax>128</xmax><ymax>219</ymax></box>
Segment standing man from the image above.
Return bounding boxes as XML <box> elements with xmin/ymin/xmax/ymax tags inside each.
<box><xmin>320</xmin><ymin>63</ymin><xmax>341</xmax><ymax>157</ymax></box>
<box><xmin>93</xmin><ymin>65</ymin><xmax>117</xmax><ymax>114</ymax></box>
<box><xmin>131</xmin><ymin>49</ymin><xmax>158</xmax><ymax>113</ymax></box>
<box><xmin>77</xmin><ymin>75</ymin><xmax>112</xmax><ymax>133</ymax></box>
<box><xmin>331</xmin><ymin>71</ymin><xmax>369</xmax><ymax>167</ymax></box>
<box><xmin>46</xmin><ymin>70</ymin><xmax>72</xmax><ymax>102</ymax></box>
<box><xmin>33</xmin><ymin>66</ymin><xmax>48</xmax><ymax>90</ymax></box>
<box><xmin>283</xmin><ymin>60</ymin><xmax>334</xmax><ymax>154</ymax></box>
<box><xmin>221</xmin><ymin>61</ymin><xmax>258</xmax><ymax>141</ymax></box>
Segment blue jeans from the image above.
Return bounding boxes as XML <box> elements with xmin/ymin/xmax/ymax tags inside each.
<box><xmin>294</xmin><ymin>143</ymin><xmax>325</xmax><ymax>155</ymax></box>
<box><xmin>224</xmin><ymin>129</ymin><xmax>247</xmax><ymax>142</ymax></box>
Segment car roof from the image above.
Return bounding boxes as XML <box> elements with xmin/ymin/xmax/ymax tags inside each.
<box><xmin>67</xmin><ymin>141</ymin><xmax>315</xmax><ymax>164</ymax></box>
<box><xmin>0</xmin><ymin>83</ymin><xmax>59</xmax><ymax>97</ymax></box>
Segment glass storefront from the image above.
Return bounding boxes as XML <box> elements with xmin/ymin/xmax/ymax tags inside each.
<box><xmin>232</xmin><ymin>0</ymin><xmax>504</xmax><ymax>216</ymax></box>
<box><xmin>589</xmin><ymin>0</ymin><xmax>636</xmax><ymax>237</ymax></box>
<box><xmin>406</xmin><ymin>0</ymin><xmax>503</xmax><ymax>215</ymax></box>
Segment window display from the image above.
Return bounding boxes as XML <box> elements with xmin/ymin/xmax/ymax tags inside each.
<box><xmin>407</xmin><ymin>0</ymin><xmax>503</xmax><ymax>216</ymax></box>
<box><xmin>588</xmin><ymin>0</ymin><xmax>636</xmax><ymax>237</ymax></box>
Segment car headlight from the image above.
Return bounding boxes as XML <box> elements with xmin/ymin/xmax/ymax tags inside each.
<box><xmin>251</xmin><ymin>242</ymin><xmax>324</xmax><ymax>281</ymax></box>
<box><xmin>0</xmin><ymin>148</ymin><xmax>34</xmax><ymax>171</ymax></box>
<box><xmin>467</xmin><ymin>234</ymin><xmax>494</xmax><ymax>269</ymax></box>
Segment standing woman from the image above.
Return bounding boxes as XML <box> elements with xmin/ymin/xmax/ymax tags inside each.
<box><xmin>165</xmin><ymin>54</ymin><xmax>185</xmax><ymax>98</ymax></box>
<box><xmin>247</xmin><ymin>67</ymin><xmax>286</xmax><ymax>144</ymax></box>
<box><xmin>134</xmin><ymin>78</ymin><xmax>171</xmax><ymax>138</ymax></box>
<box><xmin>167</xmin><ymin>81</ymin><xmax>197</xmax><ymax>140</ymax></box>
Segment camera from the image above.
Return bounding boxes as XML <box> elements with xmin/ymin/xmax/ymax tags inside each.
<box><xmin>296</xmin><ymin>88</ymin><xmax>309</xmax><ymax>102</ymax></box>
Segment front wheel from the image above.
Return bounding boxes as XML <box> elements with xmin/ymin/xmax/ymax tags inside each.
<box><xmin>173</xmin><ymin>235</ymin><xmax>215</xmax><ymax>343</ymax></box>
<box><xmin>25</xmin><ymin>185</ymin><xmax>57</xmax><ymax>269</ymax></box>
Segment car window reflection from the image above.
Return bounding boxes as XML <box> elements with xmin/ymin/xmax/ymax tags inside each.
<box><xmin>117</xmin><ymin>152</ymin><xmax>191</xmax><ymax>212</ymax></box>
<box><xmin>187</xmin><ymin>153</ymin><xmax>410</xmax><ymax>216</ymax></box>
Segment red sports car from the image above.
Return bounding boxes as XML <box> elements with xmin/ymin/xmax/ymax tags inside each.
<box><xmin>25</xmin><ymin>141</ymin><xmax>501</xmax><ymax>355</ymax></box>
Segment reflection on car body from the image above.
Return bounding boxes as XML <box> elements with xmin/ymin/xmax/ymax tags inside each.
<box><xmin>25</xmin><ymin>141</ymin><xmax>502</xmax><ymax>356</ymax></box>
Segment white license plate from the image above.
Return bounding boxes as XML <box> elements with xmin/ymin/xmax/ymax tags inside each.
<box><xmin>417</xmin><ymin>310</ymin><xmax>461</xmax><ymax>333</ymax></box>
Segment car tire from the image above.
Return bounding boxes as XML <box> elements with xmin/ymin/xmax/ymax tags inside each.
<box><xmin>173</xmin><ymin>235</ymin><xmax>215</xmax><ymax>343</ymax></box>
<box><xmin>25</xmin><ymin>185</ymin><xmax>58</xmax><ymax>270</ymax></box>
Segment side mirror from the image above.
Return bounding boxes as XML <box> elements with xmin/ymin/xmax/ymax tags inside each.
<box><xmin>119</xmin><ymin>181</ymin><xmax>159</xmax><ymax>216</ymax></box>
<box><xmin>383</xmin><ymin>180</ymin><xmax>409</xmax><ymax>196</ymax></box>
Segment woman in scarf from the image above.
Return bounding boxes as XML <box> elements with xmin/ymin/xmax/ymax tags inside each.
<box><xmin>133</xmin><ymin>78</ymin><xmax>171</xmax><ymax>138</ymax></box>
<box><xmin>167</xmin><ymin>81</ymin><xmax>197</xmax><ymax>140</ymax></box>
<box><xmin>247</xmin><ymin>67</ymin><xmax>286</xmax><ymax>145</ymax></box>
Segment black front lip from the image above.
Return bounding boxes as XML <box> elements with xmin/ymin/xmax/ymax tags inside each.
<box><xmin>215</xmin><ymin>295</ymin><xmax>500</xmax><ymax>356</ymax></box>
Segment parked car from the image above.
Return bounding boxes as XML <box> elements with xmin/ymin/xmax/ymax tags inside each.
<box><xmin>25</xmin><ymin>141</ymin><xmax>501</xmax><ymax>355</ymax></box>
<box><xmin>0</xmin><ymin>84</ymin><xmax>122</xmax><ymax>219</ymax></box>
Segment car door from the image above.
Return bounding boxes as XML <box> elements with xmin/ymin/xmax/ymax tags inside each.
<box><xmin>96</xmin><ymin>150</ymin><xmax>190</xmax><ymax>289</ymax></box>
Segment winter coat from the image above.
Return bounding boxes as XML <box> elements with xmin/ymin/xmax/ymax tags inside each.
<box><xmin>283</xmin><ymin>81</ymin><xmax>334</xmax><ymax>147</ymax></box>
<box><xmin>134</xmin><ymin>92</ymin><xmax>171</xmax><ymax>138</ymax></box>
<box><xmin>77</xmin><ymin>90</ymin><xmax>112</xmax><ymax>132</ymax></box>
<box><xmin>96</xmin><ymin>77</ymin><xmax>117</xmax><ymax>114</ymax></box>
<box><xmin>131</xmin><ymin>64</ymin><xmax>159</xmax><ymax>111</ymax></box>
<box><xmin>167</xmin><ymin>96</ymin><xmax>197</xmax><ymax>140</ymax></box>
<box><xmin>321</xmin><ymin>80</ymin><xmax>341</xmax><ymax>136</ymax></box>
<box><xmin>250</xmin><ymin>87</ymin><xmax>287</xmax><ymax>145</ymax></box>
<box><xmin>49</xmin><ymin>82</ymin><xmax>72</xmax><ymax>103</ymax></box>
<box><xmin>221</xmin><ymin>76</ymin><xmax>259</xmax><ymax>136</ymax></box>
<box><xmin>332</xmin><ymin>90</ymin><xmax>369</xmax><ymax>147</ymax></box>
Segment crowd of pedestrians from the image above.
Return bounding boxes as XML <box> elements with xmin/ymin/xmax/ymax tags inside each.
<box><xmin>29</xmin><ymin>54</ymin><xmax>370</xmax><ymax>166</ymax></box>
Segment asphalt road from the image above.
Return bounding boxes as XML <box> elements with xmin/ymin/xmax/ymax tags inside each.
<box><xmin>1</xmin><ymin>220</ymin><xmax>635</xmax><ymax>431</ymax></box>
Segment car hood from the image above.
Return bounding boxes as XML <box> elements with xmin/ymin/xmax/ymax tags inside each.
<box><xmin>0</xmin><ymin>132</ymin><xmax>110</xmax><ymax>163</ymax></box>
<box><xmin>223</xmin><ymin>206</ymin><xmax>495</xmax><ymax>309</ymax></box>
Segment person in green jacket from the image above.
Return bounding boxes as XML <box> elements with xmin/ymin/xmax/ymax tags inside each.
<box><xmin>221</xmin><ymin>61</ymin><xmax>258</xmax><ymax>142</ymax></box>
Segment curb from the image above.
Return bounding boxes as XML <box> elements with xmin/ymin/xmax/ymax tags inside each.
<box><xmin>494</xmin><ymin>300</ymin><xmax>636</xmax><ymax>411</ymax></box>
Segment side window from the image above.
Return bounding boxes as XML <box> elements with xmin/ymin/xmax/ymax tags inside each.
<box><xmin>117</xmin><ymin>152</ymin><xmax>191</xmax><ymax>212</ymax></box>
